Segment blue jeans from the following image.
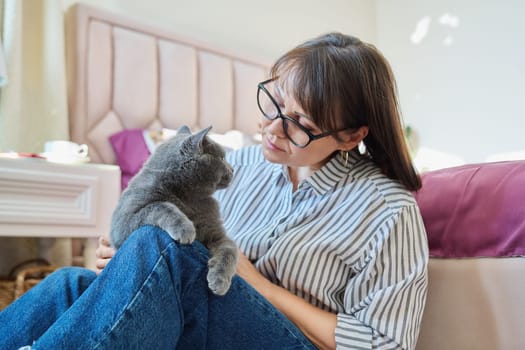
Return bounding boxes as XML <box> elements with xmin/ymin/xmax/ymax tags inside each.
<box><xmin>0</xmin><ymin>226</ymin><xmax>316</xmax><ymax>349</ymax></box>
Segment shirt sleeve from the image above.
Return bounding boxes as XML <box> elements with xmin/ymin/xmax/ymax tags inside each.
<box><xmin>335</xmin><ymin>205</ymin><xmax>429</xmax><ymax>350</ymax></box>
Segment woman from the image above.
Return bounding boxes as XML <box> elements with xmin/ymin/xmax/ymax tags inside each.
<box><xmin>0</xmin><ymin>32</ymin><xmax>428</xmax><ymax>350</ymax></box>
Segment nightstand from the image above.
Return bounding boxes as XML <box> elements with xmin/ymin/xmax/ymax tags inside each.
<box><xmin>0</xmin><ymin>156</ymin><xmax>120</xmax><ymax>270</ymax></box>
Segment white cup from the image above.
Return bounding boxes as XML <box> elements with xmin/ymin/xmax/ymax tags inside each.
<box><xmin>44</xmin><ymin>140</ymin><xmax>89</xmax><ymax>162</ymax></box>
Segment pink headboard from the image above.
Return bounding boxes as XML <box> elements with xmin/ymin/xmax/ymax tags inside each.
<box><xmin>65</xmin><ymin>3</ymin><xmax>270</xmax><ymax>164</ymax></box>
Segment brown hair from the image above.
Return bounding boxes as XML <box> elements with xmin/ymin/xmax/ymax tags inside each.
<box><xmin>270</xmin><ymin>32</ymin><xmax>421</xmax><ymax>191</ymax></box>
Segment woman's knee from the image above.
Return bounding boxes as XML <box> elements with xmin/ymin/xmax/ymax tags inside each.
<box><xmin>120</xmin><ymin>225</ymin><xmax>209</xmax><ymax>266</ymax></box>
<box><xmin>32</xmin><ymin>266</ymin><xmax>97</xmax><ymax>301</ymax></box>
<box><xmin>125</xmin><ymin>225</ymin><xmax>174</xmax><ymax>249</ymax></box>
<box><xmin>50</xmin><ymin>266</ymin><xmax>97</xmax><ymax>287</ymax></box>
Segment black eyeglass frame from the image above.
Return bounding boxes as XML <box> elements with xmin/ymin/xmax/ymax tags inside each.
<box><xmin>257</xmin><ymin>78</ymin><xmax>354</xmax><ymax>148</ymax></box>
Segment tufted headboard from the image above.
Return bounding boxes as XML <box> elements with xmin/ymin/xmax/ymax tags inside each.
<box><xmin>65</xmin><ymin>3</ymin><xmax>270</xmax><ymax>164</ymax></box>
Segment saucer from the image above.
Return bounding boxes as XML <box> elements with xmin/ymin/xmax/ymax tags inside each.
<box><xmin>40</xmin><ymin>153</ymin><xmax>91</xmax><ymax>164</ymax></box>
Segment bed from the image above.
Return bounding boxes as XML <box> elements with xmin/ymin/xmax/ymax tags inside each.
<box><xmin>64</xmin><ymin>3</ymin><xmax>525</xmax><ymax>350</ymax></box>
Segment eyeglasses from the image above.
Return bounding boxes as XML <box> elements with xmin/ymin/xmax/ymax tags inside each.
<box><xmin>257</xmin><ymin>78</ymin><xmax>352</xmax><ymax>148</ymax></box>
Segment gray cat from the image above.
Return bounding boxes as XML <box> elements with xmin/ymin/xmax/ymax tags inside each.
<box><xmin>110</xmin><ymin>125</ymin><xmax>238</xmax><ymax>295</ymax></box>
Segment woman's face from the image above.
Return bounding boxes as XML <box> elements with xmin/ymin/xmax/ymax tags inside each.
<box><xmin>259</xmin><ymin>82</ymin><xmax>345</xmax><ymax>170</ymax></box>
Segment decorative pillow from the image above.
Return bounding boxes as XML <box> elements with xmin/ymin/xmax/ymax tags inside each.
<box><xmin>109</xmin><ymin>129</ymin><xmax>151</xmax><ymax>190</ymax></box>
<box><xmin>414</xmin><ymin>160</ymin><xmax>525</xmax><ymax>258</ymax></box>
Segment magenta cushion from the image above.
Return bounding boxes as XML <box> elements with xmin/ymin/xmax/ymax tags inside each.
<box><xmin>415</xmin><ymin>160</ymin><xmax>525</xmax><ymax>258</ymax></box>
<box><xmin>109</xmin><ymin>129</ymin><xmax>151</xmax><ymax>190</ymax></box>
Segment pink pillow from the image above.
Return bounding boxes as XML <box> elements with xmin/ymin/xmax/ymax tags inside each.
<box><xmin>415</xmin><ymin>160</ymin><xmax>525</xmax><ymax>258</ymax></box>
<box><xmin>109</xmin><ymin>129</ymin><xmax>151</xmax><ymax>190</ymax></box>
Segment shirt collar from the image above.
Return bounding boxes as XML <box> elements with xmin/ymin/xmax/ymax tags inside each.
<box><xmin>304</xmin><ymin>151</ymin><xmax>360</xmax><ymax>195</ymax></box>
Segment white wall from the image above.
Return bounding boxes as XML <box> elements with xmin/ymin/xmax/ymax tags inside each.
<box><xmin>63</xmin><ymin>0</ymin><xmax>376</xmax><ymax>63</ymax></box>
<box><xmin>377</xmin><ymin>0</ymin><xmax>525</xmax><ymax>165</ymax></box>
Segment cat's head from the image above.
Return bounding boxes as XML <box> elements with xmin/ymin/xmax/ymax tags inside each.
<box><xmin>146</xmin><ymin>125</ymin><xmax>233</xmax><ymax>193</ymax></box>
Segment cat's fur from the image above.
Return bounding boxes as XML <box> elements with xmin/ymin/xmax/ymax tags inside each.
<box><xmin>110</xmin><ymin>125</ymin><xmax>238</xmax><ymax>295</ymax></box>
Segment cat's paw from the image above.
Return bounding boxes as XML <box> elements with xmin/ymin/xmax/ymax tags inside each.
<box><xmin>207</xmin><ymin>271</ymin><xmax>232</xmax><ymax>296</ymax></box>
<box><xmin>165</xmin><ymin>220</ymin><xmax>196</xmax><ymax>244</ymax></box>
<box><xmin>207</xmin><ymin>259</ymin><xmax>234</xmax><ymax>296</ymax></box>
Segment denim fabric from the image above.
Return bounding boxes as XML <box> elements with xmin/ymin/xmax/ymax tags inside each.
<box><xmin>0</xmin><ymin>225</ymin><xmax>316</xmax><ymax>349</ymax></box>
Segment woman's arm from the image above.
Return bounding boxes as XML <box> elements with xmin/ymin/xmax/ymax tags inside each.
<box><xmin>236</xmin><ymin>251</ymin><xmax>337</xmax><ymax>350</ymax></box>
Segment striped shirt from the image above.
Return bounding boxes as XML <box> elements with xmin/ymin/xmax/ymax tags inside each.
<box><xmin>215</xmin><ymin>145</ymin><xmax>429</xmax><ymax>350</ymax></box>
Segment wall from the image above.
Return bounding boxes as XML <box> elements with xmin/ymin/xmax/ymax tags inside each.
<box><xmin>62</xmin><ymin>0</ymin><xmax>525</xmax><ymax>166</ymax></box>
<box><xmin>62</xmin><ymin>0</ymin><xmax>377</xmax><ymax>63</ymax></box>
<box><xmin>377</xmin><ymin>0</ymin><xmax>525</xmax><ymax>166</ymax></box>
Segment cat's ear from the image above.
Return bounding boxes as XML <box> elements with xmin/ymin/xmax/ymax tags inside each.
<box><xmin>188</xmin><ymin>125</ymin><xmax>212</xmax><ymax>152</ymax></box>
<box><xmin>178</xmin><ymin>125</ymin><xmax>192</xmax><ymax>135</ymax></box>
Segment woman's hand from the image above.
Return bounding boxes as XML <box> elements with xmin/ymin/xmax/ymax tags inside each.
<box><xmin>95</xmin><ymin>236</ymin><xmax>115</xmax><ymax>274</ymax></box>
